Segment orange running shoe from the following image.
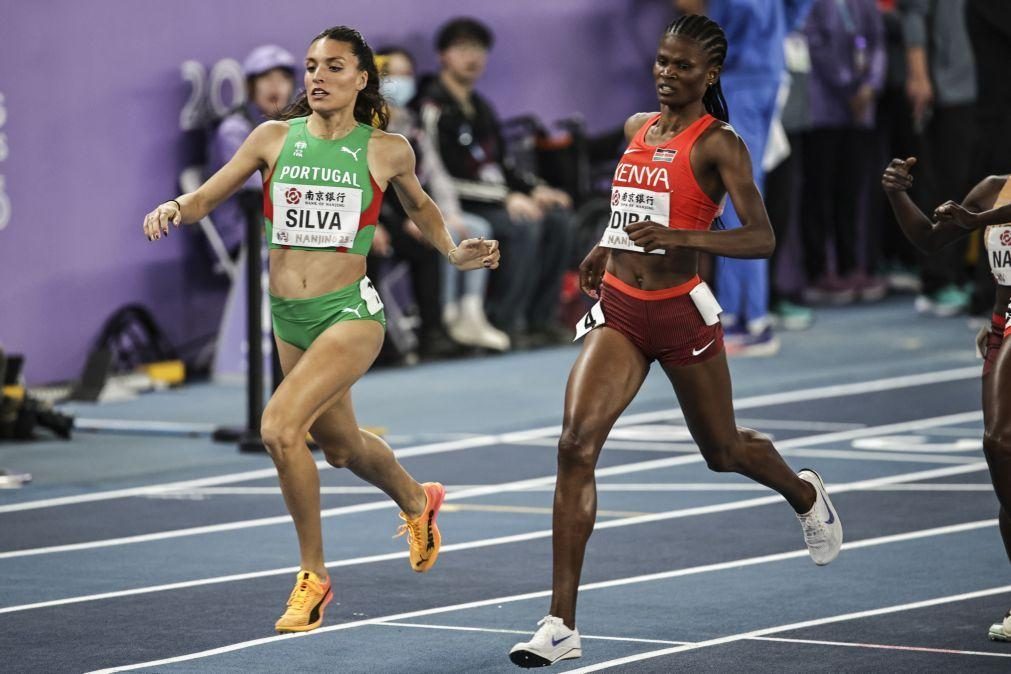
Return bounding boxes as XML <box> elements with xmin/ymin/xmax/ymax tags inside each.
<box><xmin>274</xmin><ymin>570</ymin><xmax>333</xmax><ymax>633</ymax></box>
<box><xmin>395</xmin><ymin>482</ymin><xmax>445</xmax><ymax>572</ymax></box>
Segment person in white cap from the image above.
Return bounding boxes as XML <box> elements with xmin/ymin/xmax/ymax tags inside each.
<box><xmin>207</xmin><ymin>44</ymin><xmax>298</xmax><ymax>255</ymax></box>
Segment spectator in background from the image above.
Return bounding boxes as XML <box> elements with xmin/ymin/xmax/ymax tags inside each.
<box><xmin>801</xmin><ymin>0</ymin><xmax>887</xmax><ymax>305</ymax></box>
<box><xmin>675</xmin><ymin>0</ymin><xmax>815</xmax><ymax>356</ymax></box>
<box><xmin>763</xmin><ymin>29</ymin><xmax>816</xmax><ymax>330</ymax></box>
<box><xmin>873</xmin><ymin>0</ymin><xmax>921</xmax><ymax>293</ymax></box>
<box><xmin>418</xmin><ymin>17</ymin><xmax>576</xmax><ymax>347</ymax></box>
<box><xmin>374</xmin><ymin>47</ymin><xmax>509</xmax><ymax>354</ymax></box>
<box><xmin>207</xmin><ymin>45</ymin><xmax>296</xmax><ymax>257</ymax></box>
<box><xmin>900</xmin><ymin>0</ymin><xmax>977</xmax><ymax>317</ymax></box>
<box><xmin>966</xmin><ymin>0</ymin><xmax>1011</xmax><ymax>315</ymax></box>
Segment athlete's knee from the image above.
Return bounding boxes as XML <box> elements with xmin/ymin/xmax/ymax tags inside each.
<box><xmin>557</xmin><ymin>427</ymin><xmax>599</xmax><ymax>473</ymax></box>
<box><xmin>703</xmin><ymin>428</ymin><xmax>770</xmax><ymax>473</ymax></box>
<box><xmin>312</xmin><ymin>429</ymin><xmax>363</xmax><ymax>470</ymax></box>
<box><xmin>983</xmin><ymin>429</ymin><xmax>1011</xmax><ymax>464</ymax></box>
<box><xmin>260</xmin><ymin>411</ymin><xmax>303</xmax><ymax>465</ymax></box>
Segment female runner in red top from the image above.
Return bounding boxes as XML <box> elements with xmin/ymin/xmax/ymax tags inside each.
<box><xmin>883</xmin><ymin>156</ymin><xmax>1011</xmax><ymax>641</ymax></box>
<box><xmin>509</xmin><ymin>15</ymin><xmax>843</xmax><ymax>668</ymax></box>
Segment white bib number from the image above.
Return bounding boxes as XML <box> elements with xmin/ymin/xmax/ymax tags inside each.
<box><xmin>573</xmin><ymin>300</ymin><xmax>605</xmax><ymax>342</ymax></box>
<box><xmin>599</xmin><ymin>186</ymin><xmax>670</xmax><ymax>255</ymax></box>
<box><xmin>359</xmin><ymin>277</ymin><xmax>384</xmax><ymax>315</ymax></box>
<box><xmin>272</xmin><ymin>181</ymin><xmax>362</xmax><ymax>248</ymax></box>
<box><xmin>986</xmin><ymin>225</ymin><xmax>1011</xmax><ymax>286</ymax></box>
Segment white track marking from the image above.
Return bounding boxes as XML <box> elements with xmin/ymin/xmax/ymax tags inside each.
<box><xmin>0</xmin><ymin>412</ymin><xmax>984</xmax><ymax>560</ymax></box>
<box><xmin>84</xmin><ymin>518</ymin><xmax>998</xmax><ymax>673</ymax></box>
<box><xmin>748</xmin><ymin>635</ymin><xmax>1011</xmax><ymax>659</ymax></box>
<box><xmin>566</xmin><ymin>584</ymin><xmax>1011</xmax><ymax>672</ymax></box>
<box><xmin>0</xmin><ymin>463</ymin><xmax>991</xmax><ymax>614</ymax></box>
<box><xmin>0</xmin><ymin>366</ymin><xmax>980</xmax><ymax>515</ymax></box>
<box><xmin>374</xmin><ymin>622</ymin><xmax>687</xmax><ymax>645</ymax></box>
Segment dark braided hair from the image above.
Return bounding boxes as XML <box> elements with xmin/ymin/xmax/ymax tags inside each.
<box><xmin>278</xmin><ymin>26</ymin><xmax>389</xmax><ymax>130</ymax></box>
<box><xmin>663</xmin><ymin>15</ymin><xmax>730</xmax><ymax>123</ymax></box>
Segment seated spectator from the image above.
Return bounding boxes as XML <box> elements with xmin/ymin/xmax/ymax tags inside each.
<box><xmin>376</xmin><ymin>47</ymin><xmax>509</xmax><ymax>353</ymax></box>
<box><xmin>417</xmin><ymin>17</ymin><xmax>577</xmax><ymax>346</ymax></box>
<box><xmin>207</xmin><ymin>45</ymin><xmax>296</xmax><ymax>257</ymax></box>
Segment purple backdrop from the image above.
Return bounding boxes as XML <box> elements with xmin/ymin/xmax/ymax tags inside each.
<box><xmin>0</xmin><ymin>0</ymin><xmax>669</xmax><ymax>384</ymax></box>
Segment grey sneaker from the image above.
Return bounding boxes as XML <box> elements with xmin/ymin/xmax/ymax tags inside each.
<box><xmin>796</xmin><ymin>469</ymin><xmax>842</xmax><ymax>565</ymax></box>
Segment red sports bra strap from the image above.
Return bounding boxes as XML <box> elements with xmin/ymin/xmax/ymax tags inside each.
<box><xmin>673</xmin><ymin>114</ymin><xmax>718</xmax><ymax>149</ymax></box>
<box><xmin>632</xmin><ymin>114</ymin><xmax>662</xmax><ymax>146</ymax></box>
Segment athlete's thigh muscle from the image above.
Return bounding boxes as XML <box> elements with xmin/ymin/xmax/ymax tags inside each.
<box><xmin>564</xmin><ymin>327</ymin><xmax>650</xmax><ymax>445</ymax></box>
<box><xmin>661</xmin><ymin>351</ymin><xmax>738</xmax><ymax>453</ymax></box>
<box><xmin>268</xmin><ymin>320</ymin><xmax>384</xmax><ymax>433</ymax></box>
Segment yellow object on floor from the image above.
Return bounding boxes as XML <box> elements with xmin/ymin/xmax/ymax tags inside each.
<box><xmin>139</xmin><ymin>360</ymin><xmax>186</xmax><ymax>386</ymax></box>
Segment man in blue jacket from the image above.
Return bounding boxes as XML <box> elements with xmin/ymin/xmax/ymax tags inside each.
<box><xmin>675</xmin><ymin>0</ymin><xmax>814</xmax><ymax>356</ymax></box>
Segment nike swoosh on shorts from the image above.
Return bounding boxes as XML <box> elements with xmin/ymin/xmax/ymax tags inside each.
<box><xmin>692</xmin><ymin>339</ymin><xmax>716</xmax><ymax>356</ymax></box>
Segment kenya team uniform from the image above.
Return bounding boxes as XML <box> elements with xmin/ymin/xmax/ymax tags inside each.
<box><xmin>593</xmin><ymin>113</ymin><xmax>723</xmax><ymax>367</ymax></box>
<box><xmin>982</xmin><ymin>178</ymin><xmax>1011</xmax><ymax>377</ymax></box>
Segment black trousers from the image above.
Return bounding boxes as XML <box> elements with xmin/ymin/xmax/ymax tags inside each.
<box><xmin>763</xmin><ymin>131</ymin><xmax>804</xmax><ymax>303</ymax></box>
<box><xmin>917</xmin><ymin>103</ymin><xmax>976</xmax><ymax>294</ymax></box>
<box><xmin>388</xmin><ymin>226</ymin><xmax>443</xmax><ymax>338</ymax></box>
<box><xmin>967</xmin><ymin>3</ymin><xmax>1011</xmax><ymax>311</ymax></box>
<box><xmin>801</xmin><ymin>126</ymin><xmax>872</xmax><ymax>281</ymax></box>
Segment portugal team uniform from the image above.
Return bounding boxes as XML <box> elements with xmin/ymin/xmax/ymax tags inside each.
<box><xmin>263</xmin><ymin>118</ymin><xmax>386</xmax><ymax>350</ymax></box>
<box><xmin>593</xmin><ymin>112</ymin><xmax>724</xmax><ymax>367</ymax></box>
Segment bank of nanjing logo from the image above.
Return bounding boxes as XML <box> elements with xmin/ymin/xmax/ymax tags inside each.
<box><xmin>1001</xmin><ymin>230</ymin><xmax>1011</xmax><ymax>247</ymax></box>
<box><xmin>293</xmin><ymin>141</ymin><xmax>307</xmax><ymax>158</ymax></box>
<box><xmin>284</xmin><ymin>187</ymin><xmax>302</xmax><ymax>205</ymax></box>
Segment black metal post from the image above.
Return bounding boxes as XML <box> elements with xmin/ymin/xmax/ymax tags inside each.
<box><xmin>238</xmin><ymin>204</ymin><xmax>266</xmax><ymax>452</ymax></box>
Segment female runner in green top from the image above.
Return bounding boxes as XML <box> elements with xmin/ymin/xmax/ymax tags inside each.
<box><xmin>142</xmin><ymin>25</ymin><xmax>499</xmax><ymax>633</ymax></box>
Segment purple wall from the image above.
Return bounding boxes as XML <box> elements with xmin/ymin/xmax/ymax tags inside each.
<box><xmin>0</xmin><ymin>0</ymin><xmax>669</xmax><ymax>384</ymax></box>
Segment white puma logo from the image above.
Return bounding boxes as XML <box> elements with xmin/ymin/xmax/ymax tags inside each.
<box><xmin>341</xmin><ymin>305</ymin><xmax>364</xmax><ymax>318</ymax></box>
<box><xmin>691</xmin><ymin>339</ymin><xmax>716</xmax><ymax>356</ymax></box>
<box><xmin>341</xmin><ymin>146</ymin><xmax>361</xmax><ymax>161</ymax></box>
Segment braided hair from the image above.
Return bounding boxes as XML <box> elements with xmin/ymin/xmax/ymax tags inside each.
<box><xmin>278</xmin><ymin>25</ymin><xmax>389</xmax><ymax>130</ymax></box>
<box><xmin>663</xmin><ymin>15</ymin><xmax>730</xmax><ymax>123</ymax></box>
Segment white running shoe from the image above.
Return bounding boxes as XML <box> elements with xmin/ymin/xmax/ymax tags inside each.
<box><xmin>509</xmin><ymin>615</ymin><xmax>581</xmax><ymax>668</ymax></box>
<box><xmin>796</xmin><ymin>469</ymin><xmax>843</xmax><ymax>565</ymax></box>
<box><xmin>989</xmin><ymin>610</ymin><xmax>1011</xmax><ymax>641</ymax></box>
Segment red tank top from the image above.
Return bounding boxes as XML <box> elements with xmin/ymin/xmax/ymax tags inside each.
<box><xmin>600</xmin><ymin>113</ymin><xmax>721</xmax><ymax>255</ymax></box>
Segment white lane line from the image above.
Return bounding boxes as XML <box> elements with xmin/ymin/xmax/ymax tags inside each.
<box><xmin>867</xmin><ymin>483</ymin><xmax>994</xmax><ymax>492</ymax></box>
<box><xmin>779</xmin><ymin>447</ymin><xmax>979</xmax><ymax>465</ymax></box>
<box><xmin>733</xmin><ymin>419</ymin><xmax>866</xmax><ymax>431</ymax></box>
<box><xmin>566</xmin><ymin>584</ymin><xmax>1011</xmax><ymax>672</ymax></box>
<box><xmin>748</xmin><ymin>635</ymin><xmax>1011</xmax><ymax>659</ymax></box>
<box><xmin>0</xmin><ymin>412</ymin><xmax>984</xmax><ymax>560</ymax></box>
<box><xmin>163</xmin><ymin>481</ymin><xmax>996</xmax><ymax>496</ymax></box>
<box><xmin>0</xmin><ymin>366</ymin><xmax>980</xmax><ymax>514</ymax></box>
<box><xmin>84</xmin><ymin>518</ymin><xmax>998</xmax><ymax>673</ymax></box>
<box><xmin>0</xmin><ymin>462</ymin><xmax>990</xmax><ymax>614</ymax></box>
<box><xmin>374</xmin><ymin>622</ymin><xmax>687</xmax><ymax>646</ymax></box>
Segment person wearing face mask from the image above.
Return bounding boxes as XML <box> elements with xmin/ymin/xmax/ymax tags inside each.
<box><xmin>208</xmin><ymin>45</ymin><xmax>298</xmax><ymax>258</ymax></box>
<box><xmin>376</xmin><ymin>47</ymin><xmax>509</xmax><ymax>353</ymax></box>
<box><xmin>418</xmin><ymin>18</ymin><xmax>578</xmax><ymax>348</ymax></box>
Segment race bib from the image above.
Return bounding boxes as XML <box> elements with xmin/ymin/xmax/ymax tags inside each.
<box><xmin>599</xmin><ymin>186</ymin><xmax>669</xmax><ymax>255</ymax></box>
<box><xmin>986</xmin><ymin>225</ymin><xmax>1011</xmax><ymax>286</ymax></box>
<box><xmin>573</xmin><ymin>300</ymin><xmax>605</xmax><ymax>342</ymax></box>
<box><xmin>272</xmin><ymin>182</ymin><xmax>362</xmax><ymax>248</ymax></box>
<box><xmin>359</xmin><ymin>277</ymin><xmax>384</xmax><ymax>315</ymax></box>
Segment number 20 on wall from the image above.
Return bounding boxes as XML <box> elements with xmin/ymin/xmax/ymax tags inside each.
<box><xmin>179</xmin><ymin>58</ymin><xmax>246</xmax><ymax>131</ymax></box>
